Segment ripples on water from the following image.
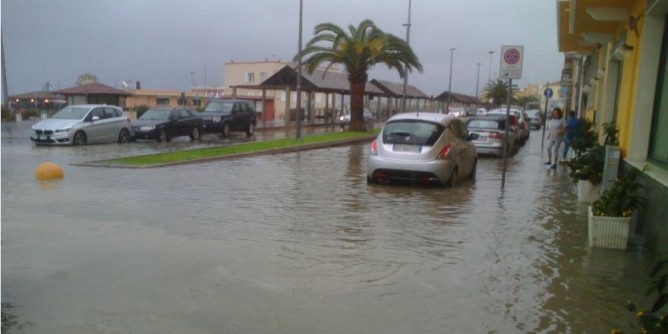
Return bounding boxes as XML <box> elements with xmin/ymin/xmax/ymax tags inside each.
<box><xmin>1</xmin><ymin>127</ymin><xmax>658</xmax><ymax>333</ymax></box>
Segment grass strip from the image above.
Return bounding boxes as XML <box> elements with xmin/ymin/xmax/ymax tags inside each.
<box><xmin>106</xmin><ymin>130</ymin><xmax>378</xmax><ymax>166</ymax></box>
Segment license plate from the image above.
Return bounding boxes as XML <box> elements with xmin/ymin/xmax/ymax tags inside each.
<box><xmin>393</xmin><ymin>144</ymin><xmax>421</xmax><ymax>152</ymax></box>
<box><xmin>475</xmin><ymin>136</ymin><xmax>487</xmax><ymax>142</ymax></box>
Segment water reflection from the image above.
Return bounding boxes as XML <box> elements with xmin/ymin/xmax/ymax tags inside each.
<box><xmin>1</xmin><ymin>124</ymin><xmax>659</xmax><ymax>334</ymax></box>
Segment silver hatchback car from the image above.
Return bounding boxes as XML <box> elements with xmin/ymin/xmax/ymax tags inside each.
<box><xmin>367</xmin><ymin>112</ymin><xmax>478</xmax><ymax>186</ymax></box>
<box><xmin>31</xmin><ymin>104</ymin><xmax>132</xmax><ymax>145</ymax></box>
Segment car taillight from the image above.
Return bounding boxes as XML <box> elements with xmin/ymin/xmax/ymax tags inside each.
<box><xmin>370</xmin><ymin>139</ymin><xmax>378</xmax><ymax>155</ymax></box>
<box><xmin>489</xmin><ymin>132</ymin><xmax>503</xmax><ymax>139</ymax></box>
<box><xmin>437</xmin><ymin>144</ymin><xmax>452</xmax><ymax>159</ymax></box>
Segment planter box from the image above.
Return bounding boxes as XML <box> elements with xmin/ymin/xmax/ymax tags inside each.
<box><xmin>578</xmin><ymin>179</ymin><xmax>601</xmax><ymax>203</ymax></box>
<box><xmin>588</xmin><ymin>206</ymin><xmax>631</xmax><ymax>250</ymax></box>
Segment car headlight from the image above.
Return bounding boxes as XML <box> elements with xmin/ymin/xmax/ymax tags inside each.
<box><xmin>139</xmin><ymin>125</ymin><xmax>155</xmax><ymax>131</ymax></box>
<box><xmin>339</xmin><ymin>116</ymin><xmax>345</xmax><ymax>121</ymax></box>
<box><xmin>55</xmin><ymin>127</ymin><xmax>71</xmax><ymax>133</ymax></box>
<box><xmin>212</xmin><ymin>116</ymin><xmax>221</xmax><ymax>122</ymax></box>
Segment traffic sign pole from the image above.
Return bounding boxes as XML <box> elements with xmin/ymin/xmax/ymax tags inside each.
<box><xmin>541</xmin><ymin>82</ymin><xmax>551</xmax><ymax>150</ymax></box>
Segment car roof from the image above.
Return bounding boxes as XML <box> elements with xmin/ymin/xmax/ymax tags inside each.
<box><xmin>387</xmin><ymin>112</ymin><xmax>457</xmax><ymax>125</ymax></box>
<box><xmin>66</xmin><ymin>104</ymin><xmax>120</xmax><ymax>109</ymax></box>
<box><xmin>208</xmin><ymin>99</ymin><xmax>251</xmax><ymax>103</ymax></box>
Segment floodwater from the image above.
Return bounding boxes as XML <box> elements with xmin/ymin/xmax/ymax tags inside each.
<box><xmin>1</xmin><ymin>121</ymin><xmax>659</xmax><ymax>333</ymax></box>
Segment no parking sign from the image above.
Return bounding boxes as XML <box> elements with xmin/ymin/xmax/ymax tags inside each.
<box><xmin>500</xmin><ymin>45</ymin><xmax>524</xmax><ymax>80</ymax></box>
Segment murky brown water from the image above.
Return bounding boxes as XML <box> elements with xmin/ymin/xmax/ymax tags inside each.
<box><xmin>1</xmin><ymin>121</ymin><xmax>659</xmax><ymax>333</ymax></box>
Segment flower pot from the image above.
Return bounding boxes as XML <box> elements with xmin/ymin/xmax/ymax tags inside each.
<box><xmin>578</xmin><ymin>180</ymin><xmax>601</xmax><ymax>203</ymax></box>
<box><xmin>588</xmin><ymin>206</ymin><xmax>631</xmax><ymax>250</ymax></box>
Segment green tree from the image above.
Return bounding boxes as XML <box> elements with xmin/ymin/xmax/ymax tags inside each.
<box><xmin>483</xmin><ymin>79</ymin><xmax>516</xmax><ymax>108</ymax></box>
<box><xmin>298</xmin><ymin>19</ymin><xmax>423</xmax><ymax>131</ymax></box>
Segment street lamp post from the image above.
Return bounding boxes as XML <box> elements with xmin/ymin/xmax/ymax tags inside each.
<box><xmin>295</xmin><ymin>0</ymin><xmax>303</xmax><ymax>140</ymax></box>
<box><xmin>475</xmin><ymin>62</ymin><xmax>481</xmax><ymax>98</ymax></box>
<box><xmin>401</xmin><ymin>0</ymin><xmax>412</xmax><ymax>113</ymax></box>
<box><xmin>488</xmin><ymin>50</ymin><xmax>494</xmax><ymax>84</ymax></box>
<box><xmin>446</xmin><ymin>48</ymin><xmax>455</xmax><ymax>113</ymax></box>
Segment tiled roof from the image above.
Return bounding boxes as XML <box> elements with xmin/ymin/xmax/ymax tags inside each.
<box><xmin>369</xmin><ymin>79</ymin><xmax>429</xmax><ymax>98</ymax></box>
<box><xmin>434</xmin><ymin>91</ymin><xmax>482</xmax><ymax>104</ymax></box>
<box><xmin>9</xmin><ymin>91</ymin><xmax>63</xmax><ymax>99</ymax></box>
<box><xmin>53</xmin><ymin>82</ymin><xmax>132</xmax><ymax>96</ymax></box>
<box><xmin>257</xmin><ymin>65</ymin><xmax>386</xmax><ymax>96</ymax></box>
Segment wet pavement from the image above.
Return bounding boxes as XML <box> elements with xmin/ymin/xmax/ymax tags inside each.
<box><xmin>1</xmin><ymin>120</ymin><xmax>660</xmax><ymax>333</ymax></box>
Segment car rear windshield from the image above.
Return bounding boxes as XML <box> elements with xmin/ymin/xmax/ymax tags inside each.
<box><xmin>382</xmin><ymin>120</ymin><xmax>444</xmax><ymax>146</ymax></box>
<box><xmin>204</xmin><ymin>101</ymin><xmax>234</xmax><ymax>114</ymax></box>
<box><xmin>467</xmin><ymin>119</ymin><xmax>506</xmax><ymax>130</ymax></box>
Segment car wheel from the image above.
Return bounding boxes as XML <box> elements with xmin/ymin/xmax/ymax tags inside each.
<box><xmin>157</xmin><ymin>129</ymin><xmax>168</xmax><ymax>143</ymax></box>
<box><xmin>221</xmin><ymin>123</ymin><xmax>231</xmax><ymax>138</ymax></box>
<box><xmin>72</xmin><ymin>131</ymin><xmax>87</xmax><ymax>146</ymax></box>
<box><xmin>190</xmin><ymin>127</ymin><xmax>201</xmax><ymax>140</ymax></box>
<box><xmin>118</xmin><ymin>129</ymin><xmax>130</xmax><ymax>143</ymax></box>
<box><xmin>246</xmin><ymin>122</ymin><xmax>255</xmax><ymax>136</ymax></box>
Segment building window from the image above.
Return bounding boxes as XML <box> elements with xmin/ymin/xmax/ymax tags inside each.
<box><xmin>649</xmin><ymin>15</ymin><xmax>668</xmax><ymax>167</ymax></box>
<box><xmin>260</xmin><ymin>72</ymin><xmax>268</xmax><ymax>82</ymax></box>
<box><xmin>156</xmin><ymin>97</ymin><xmax>169</xmax><ymax>105</ymax></box>
<box><xmin>245</xmin><ymin>72</ymin><xmax>255</xmax><ymax>83</ymax></box>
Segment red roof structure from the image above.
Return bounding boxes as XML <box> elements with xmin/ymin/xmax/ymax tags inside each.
<box><xmin>53</xmin><ymin>82</ymin><xmax>132</xmax><ymax>96</ymax></box>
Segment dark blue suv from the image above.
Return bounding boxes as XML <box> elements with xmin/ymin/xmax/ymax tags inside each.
<box><xmin>200</xmin><ymin>99</ymin><xmax>257</xmax><ymax>137</ymax></box>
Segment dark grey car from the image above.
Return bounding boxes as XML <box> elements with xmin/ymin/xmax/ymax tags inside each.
<box><xmin>199</xmin><ymin>99</ymin><xmax>257</xmax><ymax>137</ymax></box>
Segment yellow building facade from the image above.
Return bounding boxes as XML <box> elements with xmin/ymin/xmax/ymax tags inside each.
<box><xmin>557</xmin><ymin>0</ymin><xmax>668</xmax><ymax>252</ymax></box>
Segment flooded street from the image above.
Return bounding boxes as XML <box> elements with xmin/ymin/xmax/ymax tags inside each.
<box><xmin>1</xmin><ymin>121</ymin><xmax>659</xmax><ymax>333</ymax></box>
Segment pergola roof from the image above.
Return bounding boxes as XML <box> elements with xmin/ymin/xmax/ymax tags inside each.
<box><xmin>369</xmin><ymin>79</ymin><xmax>429</xmax><ymax>99</ymax></box>
<box><xmin>241</xmin><ymin>65</ymin><xmax>384</xmax><ymax>96</ymax></box>
<box><xmin>434</xmin><ymin>91</ymin><xmax>482</xmax><ymax>104</ymax></box>
<box><xmin>9</xmin><ymin>91</ymin><xmax>64</xmax><ymax>100</ymax></box>
<box><xmin>53</xmin><ymin>82</ymin><xmax>132</xmax><ymax>96</ymax></box>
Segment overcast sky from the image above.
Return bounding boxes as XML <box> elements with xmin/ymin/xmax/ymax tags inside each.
<box><xmin>1</xmin><ymin>0</ymin><xmax>563</xmax><ymax>97</ymax></box>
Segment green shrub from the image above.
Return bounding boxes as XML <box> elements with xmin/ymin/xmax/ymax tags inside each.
<box><xmin>1</xmin><ymin>106</ymin><xmax>12</xmax><ymax>121</ymax></box>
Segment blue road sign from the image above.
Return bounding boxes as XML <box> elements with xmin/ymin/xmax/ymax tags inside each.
<box><xmin>544</xmin><ymin>88</ymin><xmax>553</xmax><ymax>98</ymax></box>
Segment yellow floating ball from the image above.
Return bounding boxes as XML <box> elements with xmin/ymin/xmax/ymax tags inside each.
<box><xmin>35</xmin><ymin>161</ymin><xmax>64</xmax><ymax>180</ymax></box>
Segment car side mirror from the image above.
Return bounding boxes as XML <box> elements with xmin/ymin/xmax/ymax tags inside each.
<box><xmin>91</xmin><ymin>116</ymin><xmax>100</xmax><ymax>122</ymax></box>
<box><xmin>468</xmin><ymin>133</ymin><xmax>479</xmax><ymax>141</ymax></box>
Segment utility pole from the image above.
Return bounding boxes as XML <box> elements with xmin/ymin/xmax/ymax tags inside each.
<box><xmin>2</xmin><ymin>32</ymin><xmax>9</xmax><ymax>108</ymax></box>
<box><xmin>446</xmin><ymin>48</ymin><xmax>455</xmax><ymax>113</ymax></box>
<box><xmin>488</xmin><ymin>51</ymin><xmax>494</xmax><ymax>84</ymax></box>
<box><xmin>295</xmin><ymin>0</ymin><xmax>303</xmax><ymax>139</ymax></box>
<box><xmin>401</xmin><ymin>0</ymin><xmax>412</xmax><ymax>113</ymax></box>
<box><xmin>475</xmin><ymin>62</ymin><xmax>481</xmax><ymax>98</ymax></box>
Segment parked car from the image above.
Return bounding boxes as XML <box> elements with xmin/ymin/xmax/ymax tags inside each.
<box><xmin>131</xmin><ymin>107</ymin><xmax>202</xmax><ymax>142</ymax></box>
<box><xmin>448</xmin><ymin>107</ymin><xmax>468</xmax><ymax>117</ymax></box>
<box><xmin>200</xmin><ymin>99</ymin><xmax>257</xmax><ymax>137</ymax></box>
<box><xmin>488</xmin><ymin>108</ymin><xmax>530</xmax><ymax>144</ymax></box>
<box><xmin>340</xmin><ymin>108</ymin><xmax>375</xmax><ymax>128</ymax></box>
<box><xmin>526</xmin><ymin>109</ymin><xmax>543</xmax><ymax>129</ymax></box>
<box><xmin>30</xmin><ymin>104</ymin><xmax>132</xmax><ymax>146</ymax></box>
<box><xmin>466</xmin><ymin>115</ymin><xmax>519</xmax><ymax>157</ymax></box>
<box><xmin>367</xmin><ymin>112</ymin><xmax>478</xmax><ymax>186</ymax></box>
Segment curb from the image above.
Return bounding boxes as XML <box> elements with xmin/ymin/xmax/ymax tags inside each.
<box><xmin>72</xmin><ymin>134</ymin><xmax>376</xmax><ymax>169</ymax></box>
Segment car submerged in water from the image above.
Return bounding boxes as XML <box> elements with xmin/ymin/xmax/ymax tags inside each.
<box><xmin>30</xmin><ymin>104</ymin><xmax>132</xmax><ymax>146</ymax></box>
<box><xmin>367</xmin><ymin>112</ymin><xmax>478</xmax><ymax>186</ymax></box>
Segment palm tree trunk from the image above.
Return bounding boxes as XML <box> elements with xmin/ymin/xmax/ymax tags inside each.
<box><xmin>348</xmin><ymin>79</ymin><xmax>367</xmax><ymax>131</ymax></box>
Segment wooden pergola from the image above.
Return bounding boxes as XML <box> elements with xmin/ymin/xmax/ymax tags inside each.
<box><xmin>230</xmin><ymin>65</ymin><xmax>435</xmax><ymax>122</ymax></box>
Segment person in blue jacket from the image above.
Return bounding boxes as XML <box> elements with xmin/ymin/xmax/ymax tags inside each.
<box><xmin>562</xmin><ymin>111</ymin><xmax>578</xmax><ymax>162</ymax></box>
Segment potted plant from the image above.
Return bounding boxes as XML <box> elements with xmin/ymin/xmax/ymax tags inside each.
<box><xmin>568</xmin><ymin>144</ymin><xmax>605</xmax><ymax>202</ymax></box>
<box><xmin>588</xmin><ymin>166</ymin><xmax>646</xmax><ymax>249</ymax></box>
<box><xmin>567</xmin><ymin>120</ymin><xmax>619</xmax><ymax>202</ymax></box>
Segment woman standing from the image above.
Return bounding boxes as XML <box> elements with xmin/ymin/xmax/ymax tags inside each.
<box><xmin>545</xmin><ymin>108</ymin><xmax>566</xmax><ymax>170</ymax></box>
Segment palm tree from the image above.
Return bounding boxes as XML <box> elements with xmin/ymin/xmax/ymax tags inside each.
<box><xmin>482</xmin><ymin>79</ymin><xmax>516</xmax><ymax>108</ymax></box>
<box><xmin>298</xmin><ymin>19</ymin><xmax>423</xmax><ymax>131</ymax></box>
